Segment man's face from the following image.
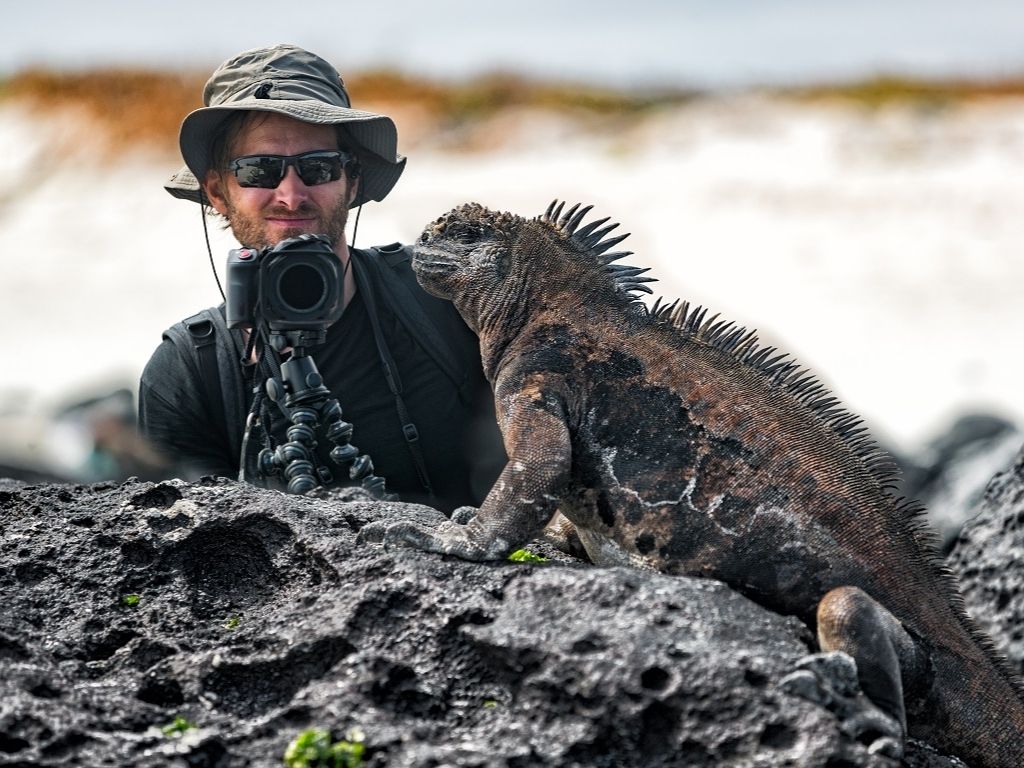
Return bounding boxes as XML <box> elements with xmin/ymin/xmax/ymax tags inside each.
<box><xmin>202</xmin><ymin>113</ymin><xmax>357</xmax><ymax>251</ymax></box>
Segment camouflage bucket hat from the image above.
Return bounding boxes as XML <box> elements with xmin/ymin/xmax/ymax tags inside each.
<box><xmin>164</xmin><ymin>44</ymin><xmax>405</xmax><ymax>208</ymax></box>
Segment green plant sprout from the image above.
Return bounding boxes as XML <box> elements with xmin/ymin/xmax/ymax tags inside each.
<box><xmin>121</xmin><ymin>593</ymin><xmax>141</xmax><ymax>607</ymax></box>
<box><xmin>283</xmin><ymin>727</ymin><xmax>364</xmax><ymax>768</ymax></box>
<box><xmin>224</xmin><ymin>615</ymin><xmax>241</xmax><ymax>630</ymax></box>
<box><xmin>483</xmin><ymin>699</ymin><xmax>498</xmax><ymax>709</ymax></box>
<box><xmin>161</xmin><ymin>715</ymin><xmax>196</xmax><ymax>737</ymax></box>
<box><xmin>508</xmin><ymin>549</ymin><xmax>547</xmax><ymax>563</ymax></box>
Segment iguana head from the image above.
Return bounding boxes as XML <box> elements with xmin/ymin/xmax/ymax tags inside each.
<box><xmin>413</xmin><ymin>202</ymin><xmax>523</xmax><ymax>301</ymax></box>
<box><xmin>413</xmin><ymin>200</ymin><xmax>649</xmax><ymax>336</ymax></box>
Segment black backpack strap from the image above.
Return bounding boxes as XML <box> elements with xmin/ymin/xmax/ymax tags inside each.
<box><xmin>355</xmin><ymin>252</ymin><xmax>436</xmax><ymax>500</ymax></box>
<box><xmin>183</xmin><ymin>311</ymin><xmax>225</xmax><ymax>428</ymax></box>
<box><xmin>162</xmin><ymin>306</ymin><xmax>250</xmax><ymax>469</ymax></box>
<box><xmin>374</xmin><ymin>241</ymin><xmax>410</xmax><ymax>269</ymax></box>
<box><xmin>359</xmin><ymin>244</ymin><xmax>472</xmax><ymax>399</ymax></box>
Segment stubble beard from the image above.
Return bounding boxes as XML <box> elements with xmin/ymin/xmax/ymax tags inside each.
<box><xmin>224</xmin><ymin>192</ymin><xmax>350</xmax><ymax>251</ymax></box>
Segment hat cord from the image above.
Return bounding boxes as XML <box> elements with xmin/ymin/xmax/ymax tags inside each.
<box><xmin>350</xmin><ymin>202</ymin><xmax>362</xmax><ymax>249</ymax></box>
<box><xmin>201</xmin><ymin>198</ymin><xmax>227</xmax><ymax>302</ymax></box>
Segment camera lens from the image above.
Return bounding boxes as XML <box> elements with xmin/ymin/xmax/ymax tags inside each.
<box><xmin>257</xmin><ymin>235</ymin><xmax>345</xmax><ymax>332</ymax></box>
<box><xmin>276</xmin><ymin>262</ymin><xmax>327</xmax><ymax>313</ymax></box>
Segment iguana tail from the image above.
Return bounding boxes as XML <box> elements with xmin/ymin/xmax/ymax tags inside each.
<box><xmin>921</xmin><ymin>644</ymin><xmax>1024</xmax><ymax>768</ymax></box>
<box><xmin>817</xmin><ymin>586</ymin><xmax>1024</xmax><ymax>766</ymax></box>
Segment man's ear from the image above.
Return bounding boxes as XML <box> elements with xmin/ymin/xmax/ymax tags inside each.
<box><xmin>202</xmin><ymin>171</ymin><xmax>230</xmax><ymax>216</ymax></box>
<box><xmin>347</xmin><ymin>176</ymin><xmax>360</xmax><ymax>206</ymax></box>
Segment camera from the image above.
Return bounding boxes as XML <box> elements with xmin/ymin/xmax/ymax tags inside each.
<box><xmin>225</xmin><ymin>234</ymin><xmax>345</xmax><ymax>333</ymax></box>
<box><xmin>226</xmin><ymin>234</ymin><xmax>395</xmax><ymax>500</ymax></box>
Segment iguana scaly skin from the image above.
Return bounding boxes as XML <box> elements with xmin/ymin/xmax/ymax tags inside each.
<box><xmin>363</xmin><ymin>201</ymin><xmax>1024</xmax><ymax>765</ymax></box>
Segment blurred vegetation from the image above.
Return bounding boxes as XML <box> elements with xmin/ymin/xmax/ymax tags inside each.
<box><xmin>0</xmin><ymin>67</ymin><xmax>695</xmax><ymax>153</ymax></box>
<box><xmin>353</xmin><ymin>69</ymin><xmax>694</xmax><ymax>117</ymax></box>
<box><xmin>3</xmin><ymin>67</ymin><xmax>1024</xmax><ymax>154</ymax></box>
<box><xmin>790</xmin><ymin>74</ymin><xmax>1024</xmax><ymax>110</ymax></box>
<box><xmin>3</xmin><ymin>68</ymin><xmax>202</xmax><ymax>152</ymax></box>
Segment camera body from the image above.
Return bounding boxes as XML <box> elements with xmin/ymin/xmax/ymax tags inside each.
<box><xmin>225</xmin><ymin>234</ymin><xmax>345</xmax><ymax>334</ymax></box>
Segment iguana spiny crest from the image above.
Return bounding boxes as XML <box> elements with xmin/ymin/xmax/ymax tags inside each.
<box><xmin>419</xmin><ymin>200</ymin><xmax>897</xmax><ymax>484</ymax></box>
<box><xmin>414</xmin><ymin>201</ymin><xmax>653</xmax><ymax>327</ymax></box>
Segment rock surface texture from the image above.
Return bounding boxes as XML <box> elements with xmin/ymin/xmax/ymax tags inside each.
<box><xmin>0</xmin><ymin>478</ymin><xmax>990</xmax><ymax>767</ymax></box>
<box><xmin>901</xmin><ymin>415</ymin><xmax>1024</xmax><ymax>553</ymax></box>
<box><xmin>949</xmin><ymin>443</ymin><xmax>1024</xmax><ymax>675</ymax></box>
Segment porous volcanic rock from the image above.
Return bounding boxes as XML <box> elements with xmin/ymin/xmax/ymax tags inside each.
<box><xmin>900</xmin><ymin>414</ymin><xmax>1024</xmax><ymax>553</ymax></box>
<box><xmin>0</xmin><ymin>478</ymin><xmax>971</xmax><ymax>767</ymax></box>
<box><xmin>948</xmin><ymin>442</ymin><xmax>1024</xmax><ymax>674</ymax></box>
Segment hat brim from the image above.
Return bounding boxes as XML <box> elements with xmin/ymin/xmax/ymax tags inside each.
<box><xmin>167</xmin><ymin>100</ymin><xmax>406</xmax><ymax>208</ymax></box>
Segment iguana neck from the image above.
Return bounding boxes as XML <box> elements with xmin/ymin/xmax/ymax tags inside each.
<box><xmin>477</xmin><ymin>306</ymin><xmax>529</xmax><ymax>384</ymax></box>
<box><xmin>479</xmin><ymin>332</ymin><xmax>514</xmax><ymax>384</ymax></box>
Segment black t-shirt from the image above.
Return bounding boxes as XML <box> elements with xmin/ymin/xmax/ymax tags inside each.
<box><xmin>273</xmin><ymin>289</ymin><xmax>487</xmax><ymax>508</ymax></box>
<box><xmin>139</xmin><ymin>248</ymin><xmax>505</xmax><ymax>513</ymax></box>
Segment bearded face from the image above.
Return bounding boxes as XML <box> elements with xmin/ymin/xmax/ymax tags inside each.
<box><xmin>219</xmin><ymin>184</ymin><xmax>350</xmax><ymax>250</ymax></box>
<box><xmin>203</xmin><ymin>113</ymin><xmax>357</xmax><ymax>251</ymax></box>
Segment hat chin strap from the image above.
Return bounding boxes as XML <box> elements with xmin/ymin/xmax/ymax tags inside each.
<box><xmin>200</xmin><ymin>197</ymin><xmax>227</xmax><ymax>302</ymax></box>
<box><xmin>350</xmin><ymin>202</ymin><xmax>362</xmax><ymax>250</ymax></box>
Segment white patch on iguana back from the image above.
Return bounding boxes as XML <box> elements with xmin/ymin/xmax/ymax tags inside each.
<box><xmin>748</xmin><ymin>502</ymin><xmax>843</xmax><ymax>551</ymax></box>
<box><xmin>706</xmin><ymin>494</ymin><xmax>743</xmax><ymax>536</ymax></box>
<box><xmin>597</xmin><ymin>445</ymin><xmax>619</xmax><ymax>483</ymax></box>
<box><xmin>600</xmin><ymin>448</ymin><xmax>702</xmax><ymax>510</ymax></box>
<box><xmin>616</xmin><ymin>476</ymin><xmax>728</xmax><ymax>529</ymax></box>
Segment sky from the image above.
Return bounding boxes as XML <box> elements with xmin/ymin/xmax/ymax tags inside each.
<box><xmin>4</xmin><ymin>1</ymin><xmax>1024</xmax><ymax>88</ymax></box>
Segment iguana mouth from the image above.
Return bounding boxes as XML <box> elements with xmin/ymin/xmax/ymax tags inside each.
<box><xmin>411</xmin><ymin>254</ymin><xmax>459</xmax><ymax>275</ymax></box>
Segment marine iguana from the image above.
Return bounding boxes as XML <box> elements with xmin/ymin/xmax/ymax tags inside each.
<box><xmin>361</xmin><ymin>200</ymin><xmax>1024</xmax><ymax>765</ymax></box>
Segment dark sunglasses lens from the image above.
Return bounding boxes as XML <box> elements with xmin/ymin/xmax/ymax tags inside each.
<box><xmin>233</xmin><ymin>157</ymin><xmax>284</xmax><ymax>188</ymax></box>
<box><xmin>296</xmin><ymin>155</ymin><xmax>344</xmax><ymax>186</ymax></box>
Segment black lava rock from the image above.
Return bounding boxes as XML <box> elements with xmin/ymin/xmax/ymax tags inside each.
<box><xmin>900</xmin><ymin>413</ymin><xmax>1023</xmax><ymax>553</ymax></box>
<box><xmin>948</xmin><ymin>441</ymin><xmax>1024</xmax><ymax>675</ymax></box>
<box><xmin>0</xmin><ymin>478</ymin><xmax>982</xmax><ymax>767</ymax></box>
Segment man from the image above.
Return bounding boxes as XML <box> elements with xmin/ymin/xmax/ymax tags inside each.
<box><xmin>139</xmin><ymin>44</ymin><xmax>504</xmax><ymax>511</ymax></box>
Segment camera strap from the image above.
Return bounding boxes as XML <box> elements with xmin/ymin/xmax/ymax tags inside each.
<box><xmin>357</xmin><ymin>268</ymin><xmax>437</xmax><ymax>501</ymax></box>
<box><xmin>370</xmin><ymin>245</ymin><xmax>470</xmax><ymax>400</ymax></box>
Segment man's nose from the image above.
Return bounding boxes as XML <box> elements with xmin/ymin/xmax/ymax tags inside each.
<box><xmin>274</xmin><ymin>166</ymin><xmax>310</xmax><ymax>207</ymax></box>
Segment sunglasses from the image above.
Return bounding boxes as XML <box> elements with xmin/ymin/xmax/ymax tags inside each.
<box><xmin>228</xmin><ymin>150</ymin><xmax>356</xmax><ymax>189</ymax></box>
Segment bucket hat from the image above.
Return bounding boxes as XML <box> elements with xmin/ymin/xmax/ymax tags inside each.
<box><xmin>164</xmin><ymin>44</ymin><xmax>405</xmax><ymax>208</ymax></box>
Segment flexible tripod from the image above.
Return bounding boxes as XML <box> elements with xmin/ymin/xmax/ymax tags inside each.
<box><xmin>254</xmin><ymin>330</ymin><xmax>394</xmax><ymax>499</ymax></box>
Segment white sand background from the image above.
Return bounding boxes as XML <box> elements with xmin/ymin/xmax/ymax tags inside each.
<box><xmin>1</xmin><ymin>96</ymin><xmax>1022</xmax><ymax>472</ymax></box>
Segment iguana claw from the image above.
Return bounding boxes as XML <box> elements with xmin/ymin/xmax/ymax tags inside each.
<box><xmin>359</xmin><ymin>518</ymin><xmax>509</xmax><ymax>560</ymax></box>
<box><xmin>779</xmin><ymin>652</ymin><xmax>904</xmax><ymax>761</ymax></box>
<box><xmin>354</xmin><ymin>519</ymin><xmax>390</xmax><ymax>546</ymax></box>
<box><xmin>356</xmin><ymin>519</ymin><xmax>432</xmax><ymax>550</ymax></box>
<box><xmin>450</xmin><ymin>506</ymin><xmax>479</xmax><ymax>525</ymax></box>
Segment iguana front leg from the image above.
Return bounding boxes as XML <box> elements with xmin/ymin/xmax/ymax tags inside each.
<box><xmin>361</xmin><ymin>388</ymin><xmax>572</xmax><ymax>560</ymax></box>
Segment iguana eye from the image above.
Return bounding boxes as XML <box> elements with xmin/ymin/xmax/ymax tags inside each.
<box><xmin>447</xmin><ymin>222</ymin><xmax>482</xmax><ymax>244</ymax></box>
